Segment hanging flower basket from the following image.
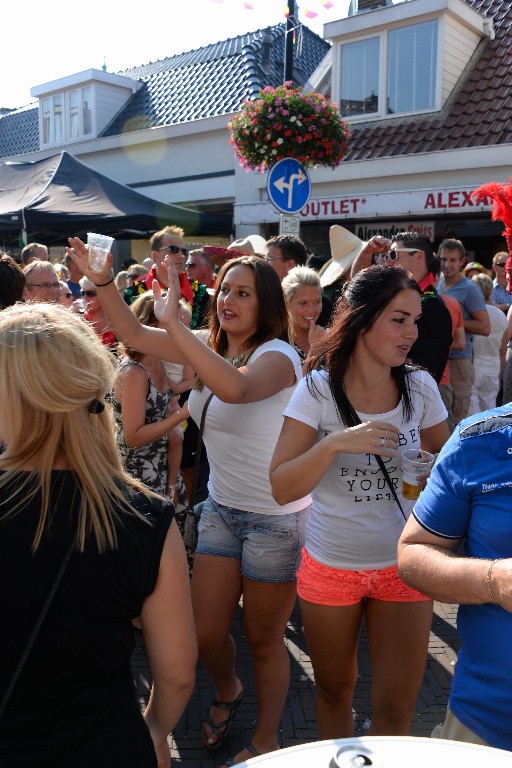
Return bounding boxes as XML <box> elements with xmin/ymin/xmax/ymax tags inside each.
<box><xmin>228</xmin><ymin>82</ymin><xmax>351</xmax><ymax>173</ymax></box>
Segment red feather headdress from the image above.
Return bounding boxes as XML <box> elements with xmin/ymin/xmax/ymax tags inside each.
<box><xmin>471</xmin><ymin>180</ymin><xmax>512</xmax><ymax>254</ymax></box>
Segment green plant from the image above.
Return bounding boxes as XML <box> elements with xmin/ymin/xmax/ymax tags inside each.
<box><xmin>228</xmin><ymin>82</ymin><xmax>351</xmax><ymax>173</ymax></box>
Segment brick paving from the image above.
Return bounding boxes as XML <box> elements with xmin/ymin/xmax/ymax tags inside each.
<box><xmin>132</xmin><ymin>599</ymin><xmax>460</xmax><ymax>766</ymax></box>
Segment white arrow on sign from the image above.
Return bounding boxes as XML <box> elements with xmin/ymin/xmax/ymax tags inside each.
<box><xmin>273</xmin><ymin>168</ymin><xmax>308</xmax><ymax>210</ymax></box>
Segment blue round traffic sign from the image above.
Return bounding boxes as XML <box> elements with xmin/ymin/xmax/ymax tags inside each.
<box><xmin>266</xmin><ymin>158</ymin><xmax>311</xmax><ymax>215</ymax></box>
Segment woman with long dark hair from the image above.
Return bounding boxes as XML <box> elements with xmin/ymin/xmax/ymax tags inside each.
<box><xmin>67</xmin><ymin>239</ymin><xmax>311</xmax><ymax>766</ymax></box>
<box><xmin>270</xmin><ymin>265</ymin><xmax>449</xmax><ymax>739</ymax></box>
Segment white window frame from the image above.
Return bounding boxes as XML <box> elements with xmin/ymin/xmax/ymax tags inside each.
<box><xmin>337</xmin><ymin>18</ymin><xmax>441</xmax><ymax>122</ymax></box>
<box><xmin>40</xmin><ymin>86</ymin><xmax>95</xmax><ymax>148</ymax></box>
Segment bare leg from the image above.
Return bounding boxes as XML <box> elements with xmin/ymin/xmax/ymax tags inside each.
<box><xmin>300</xmin><ymin>598</ymin><xmax>364</xmax><ymax>739</ymax></box>
<box><xmin>218</xmin><ymin>577</ymin><xmax>298</xmax><ymax>765</ymax></box>
<box><xmin>191</xmin><ymin>554</ymin><xmax>243</xmax><ymax>747</ymax></box>
<box><xmin>365</xmin><ymin>599</ymin><xmax>433</xmax><ymax>735</ymax></box>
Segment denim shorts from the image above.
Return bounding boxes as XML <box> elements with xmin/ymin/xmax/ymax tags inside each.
<box><xmin>195</xmin><ymin>496</ymin><xmax>309</xmax><ymax>583</ymax></box>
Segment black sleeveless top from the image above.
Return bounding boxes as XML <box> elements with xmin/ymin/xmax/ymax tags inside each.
<box><xmin>0</xmin><ymin>471</ymin><xmax>173</xmax><ymax>768</ymax></box>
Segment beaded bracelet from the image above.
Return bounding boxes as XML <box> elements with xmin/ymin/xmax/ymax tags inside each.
<box><xmin>487</xmin><ymin>559</ymin><xmax>499</xmax><ymax>604</ymax></box>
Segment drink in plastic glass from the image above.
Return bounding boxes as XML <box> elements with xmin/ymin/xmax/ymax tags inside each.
<box><xmin>87</xmin><ymin>233</ymin><xmax>114</xmax><ymax>273</ymax></box>
<box><xmin>401</xmin><ymin>449</ymin><xmax>436</xmax><ymax>500</ymax></box>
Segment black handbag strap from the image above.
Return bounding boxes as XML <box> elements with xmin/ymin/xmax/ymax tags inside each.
<box><xmin>331</xmin><ymin>385</ymin><xmax>407</xmax><ymax>522</ymax></box>
<box><xmin>0</xmin><ymin>534</ymin><xmax>77</xmax><ymax>717</ymax></box>
<box><xmin>187</xmin><ymin>392</ymin><xmax>214</xmax><ymax>508</ymax></box>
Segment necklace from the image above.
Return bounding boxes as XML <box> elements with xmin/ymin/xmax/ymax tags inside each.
<box><xmin>224</xmin><ymin>354</ymin><xmax>240</xmax><ymax>366</ymax></box>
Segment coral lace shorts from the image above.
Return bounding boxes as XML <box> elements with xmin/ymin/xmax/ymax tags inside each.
<box><xmin>297</xmin><ymin>547</ymin><xmax>430</xmax><ymax>606</ymax></box>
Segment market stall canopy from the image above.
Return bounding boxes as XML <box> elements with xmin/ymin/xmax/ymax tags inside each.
<box><xmin>0</xmin><ymin>151</ymin><xmax>230</xmax><ymax>245</ymax></box>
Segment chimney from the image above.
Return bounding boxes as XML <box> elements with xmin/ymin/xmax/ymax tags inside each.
<box><xmin>262</xmin><ymin>27</ymin><xmax>272</xmax><ymax>75</ymax></box>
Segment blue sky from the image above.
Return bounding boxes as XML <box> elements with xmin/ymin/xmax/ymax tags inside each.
<box><xmin>3</xmin><ymin>0</ymin><xmax>350</xmax><ymax>109</ymax></box>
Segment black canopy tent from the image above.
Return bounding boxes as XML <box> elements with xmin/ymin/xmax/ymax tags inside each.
<box><xmin>0</xmin><ymin>151</ymin><xmax>231</xmax><ymax>246</ymax></box>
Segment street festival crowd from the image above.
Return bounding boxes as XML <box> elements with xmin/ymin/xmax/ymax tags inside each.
<box><xmin>1</xmin><ymin>224</ymin><xmax>512</xmax><ymax>767</ymax></box>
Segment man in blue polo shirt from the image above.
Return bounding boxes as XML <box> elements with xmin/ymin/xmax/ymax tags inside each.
<box><xmin>398</xmin><ymin>405</ymin><xmax>512</xmax><ymax>751</ymax></box>
<box><xmin>491</xmin><ymin>251</ymin><xmax>512</xmax><ymax>313</ymax></box>
<box><xmin>437</xmin><ymin>238</ymin><xmax>490</xmax><ymax>426</ymax></box>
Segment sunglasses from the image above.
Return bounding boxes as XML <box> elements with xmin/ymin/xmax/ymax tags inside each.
<box><xmin>494</xmin><ymin>262</ymin><xmax>507</xmax><ymax>267</ymax></box>
<box><xmin>26</xmin><ymin>282</ymin><xmax>60</xmax><ymax>290</ymax></box>
<box><xmin>387</xmin><ymin>248</ymin><xmax>418</xmax><ymax>261</ymax></box>
<box><xmin>158</xmin><ymin>245</ymin><xmax>188</xmax><ymax>257</ymax></box>
<box><xmin>80</xmin><ymin>290</ymin><xmax>98</xmax><ymax>298</ymax></box>
<box><xmin>63</xmin><ymin>292</ymin><xmax>73</xmax><ymax>299</ymax></box>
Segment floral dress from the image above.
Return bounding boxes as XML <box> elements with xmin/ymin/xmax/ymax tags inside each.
<box><xmin>112</xmin><ymin>359</ymin><xmax>194</xmax><ymax>571</ymax></box>
<box><xmin>113</xmin><ymin>360</ymin><xmax>171</xmax><ymax>494</ymax></box>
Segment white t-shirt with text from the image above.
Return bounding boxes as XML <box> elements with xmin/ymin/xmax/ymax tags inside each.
<box><xmin>283</xmin><ymin>368</ymin><xmax>447</xmax><ymax>569</ymax></box>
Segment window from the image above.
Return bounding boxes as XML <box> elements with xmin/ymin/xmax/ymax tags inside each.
<box><xmin>42</xmin><ymin>98</ymin><xmax>51</xmax><ymax>144</ymax></box>
<box><xmin>82</xmin><ymin>87</ymin><xmax>92</xmax><ymax>135</ymax></box>
<box><xmin>339</xmin><ymin>19</ymin><xmax>438</xmax><ymax>119</ymax></box>
<box><xmin>387</xmin><ymin>21</ymin><xmax>437</xmax><ymax>114</ymax></box>
<box><xmin>53</xmin><ymin>95</ymin><xmax>63</xmax><ymax>142</ymax></box>
<box><xmin>41</xmin><ymin>87</ymin><xmax>94</xmax><ymax>146</ymax></box>
<box><xmin>70</xmin><ymin>90</ymin><xmax>80</xmax><ymax>138</ymax></box>
<box><xmin>340</xmin><ymin>37</ymin><xmax>379</xmax><ymax>117</ymax></box>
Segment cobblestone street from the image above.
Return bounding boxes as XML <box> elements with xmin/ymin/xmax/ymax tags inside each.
<box><xmin>132</xmin><ymin>600</ymin><xmax>460</xmax><ymax>766</ymax></box>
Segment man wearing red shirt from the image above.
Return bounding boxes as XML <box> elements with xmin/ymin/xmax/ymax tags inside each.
<box><xmin>125</xmin><ymin>225</ymin><xmax>209</xmax><ymax>329</ymax></box>
<box><xmin>141</xmin><ymin>225</ymin><xmax>192</xmax><ymax>303</ymax></box>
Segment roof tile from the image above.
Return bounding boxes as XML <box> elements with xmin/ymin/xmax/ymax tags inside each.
<box><xmin>0</xmin><ymin>2</ymin><xmax>511</xmax><ymax>165</ymax></box>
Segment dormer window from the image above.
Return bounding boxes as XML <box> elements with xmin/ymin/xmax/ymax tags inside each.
<box><xmin>33</xmin><ymin>69</ymin><xmax>140</xmax><ymax>150</ymax></box>
<box><xmin>41</xmin><ymin>88</ymin><xmax>93</xmax><ymax>146</ymax></box>
<box><xmin>340</xmin><ymin>19</ymin><xmax>438</xmax><ymax>118</ymax></box>
<box><xmin>327</xmin><ymin>0</ymin><xmax>492</xmax><ymax>124</ymax></box>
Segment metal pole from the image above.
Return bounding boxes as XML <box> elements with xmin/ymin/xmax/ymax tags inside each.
<box><xmin>284</xmin><ymin>0</ymin><xmax>296</xmax><ymax>83</ymax></box>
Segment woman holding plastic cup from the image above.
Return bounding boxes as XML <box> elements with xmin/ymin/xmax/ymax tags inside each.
<box><xmin>270</xmin><ymin>265</ymin><xmax>449</xmax><ymax>740</ymax></box>
<box><xmin>66</xmin><ymin>236</ymin><xmax>310</xmax><ymax>765</ymax></box>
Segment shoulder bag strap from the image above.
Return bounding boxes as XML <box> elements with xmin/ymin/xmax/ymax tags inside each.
<box><xmin>0</xmin><ymin>534</ymin><xmax>77</xmax><ymax>717</ymax></box>
<box><xmin>330</xmin><ymin>384</ymin><xmax>407</xmax><ymax>522</ymax></box>
<box><xmin>187</xmin><ymin>391</ymin><xmax>214</xmax><ymax>508</ymax></box>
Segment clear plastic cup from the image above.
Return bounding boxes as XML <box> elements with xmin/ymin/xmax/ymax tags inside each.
<box><xmin>401</xmin><ymin>449</ymin><xmax>436</xmax><ymax>500</ymax></box>
<box><xmin>87</xmin><ymin>232</ymin><xmax>114</xmax><ymax>273</ymax></box>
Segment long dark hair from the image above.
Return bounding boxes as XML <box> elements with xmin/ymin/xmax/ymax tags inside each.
<box><xmin>207</xmin><ymin>255</ymin><xmax>290</xmax><ymax>363</ymax></box>
<box><xmin>306</xmin><ymin>265</ymin><xmax>421</xmax><ymax>423</ymax></box>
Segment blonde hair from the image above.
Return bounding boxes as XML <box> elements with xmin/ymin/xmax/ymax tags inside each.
<box><xmin>179</xmin><ymin>298</ymin><xmax>192</xmax><ymax>327</ymax></box>
<box><xmin>281</xmin><ymin>265</ymin><xmax>322</xmax><ymax>302</ymax></box>
<box><xmin>114</xmin><ymin>270</ymin><xmax>130</xmax><ymax>292</ymax></box>
<box><xmin>127</xmin><ymin>263</ymin><xmax>147</xmax><ymax>279</ymax></box>
<box><xmin>120</xmin><ymin>291</ymin><xmax>158</xmax><ymax>361</ymax></box>
<box><xmin>79</xmin><ymin>275</ymin><xmax>96</xmax><ymax>291</ymax></box>
<box><xmin>0</xmin><ymin>303</ymin><xmax>151</xmax><ymax>552</ymax></box>
<box><xmin>472</xmin><ymin>272</ymin><xmax>493</xmax><ymax>301</ymax></box>
<box><xmin>150</xmin><ymin>225</ymin><xmax>185</xmax><ymax>251</ymax></box>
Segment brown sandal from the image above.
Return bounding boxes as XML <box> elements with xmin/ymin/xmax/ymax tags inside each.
<box><xmin>202</xmin><ymin>685</ymin><xmax>245</xmax><ymax>752</ymax></box>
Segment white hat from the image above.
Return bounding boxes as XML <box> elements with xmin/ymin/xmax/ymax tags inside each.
<box><xmin>319</xmin><ymin>226</ymin><xmax>364</xmax><ymax>288</ymax></box>
<box><xmin>228</xmin><ymin>234</ymin><xmax>268</xmax><ymax>256</ymax></box>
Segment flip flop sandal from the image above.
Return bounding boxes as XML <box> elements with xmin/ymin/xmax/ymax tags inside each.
<box><xmin>221</xmin><ymin>742</ymin><xmax>260</xmax><ymax>767</ymax></box>
<box><xmin>202</xmin><ymin>685</ymin><xmax>245</xmax><ymax>752</ymax></box>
